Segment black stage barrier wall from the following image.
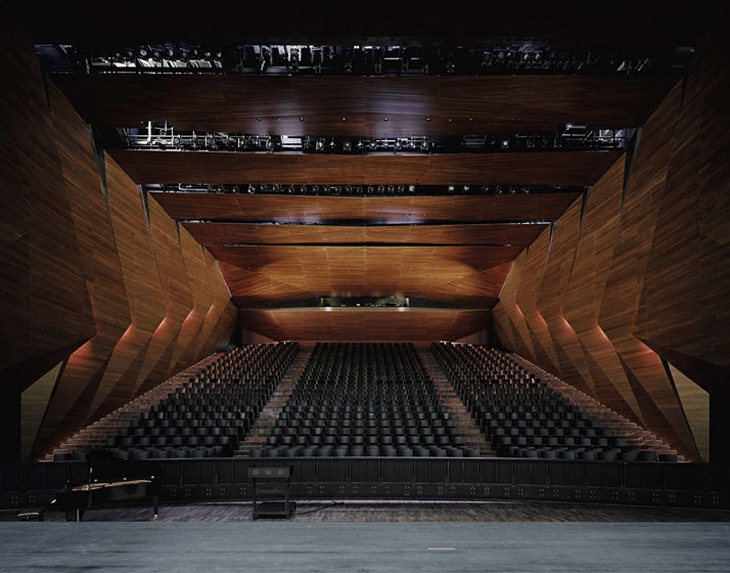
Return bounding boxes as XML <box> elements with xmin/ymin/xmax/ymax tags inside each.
<box><xmin>1</xmin><ymin>458</ymin><xmax>728</xmax><ymax>510</ymax></box>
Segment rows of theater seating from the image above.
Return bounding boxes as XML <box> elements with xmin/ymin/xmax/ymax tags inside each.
<box><xmin>253</xmin><ymin>343</ymin><xmax>480</xmax><ymax>457</ymax></box>
<box><xmin>431</xmin><ymin>343</ymin><xmax>670</xmax><ymax>461</ymax></box>
<box><xmin>95</xmin><ymin>343</ymin><xmax>298</xmax><ymax>459</ymax></box>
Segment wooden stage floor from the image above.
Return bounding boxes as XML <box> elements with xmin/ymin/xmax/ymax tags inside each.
<box><xmin>2</xmin><ymin>502</ymin><xmax>730</xmax><ymax>572</ymax></box>
<box><xmin>6</xmin><ymin>499</ymin><xmax>730</xmax><ymax>523</ymax></box>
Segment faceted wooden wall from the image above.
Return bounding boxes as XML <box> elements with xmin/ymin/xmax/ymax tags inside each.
<box><xmin>0</xmin><ymin>13</ymin><xmax>236</xmax><ymax>459</ymax></box>
<box><xmin>494</xmin><ymin>19</ymin><xmax>730</xmax><ymax>461</ymax></box>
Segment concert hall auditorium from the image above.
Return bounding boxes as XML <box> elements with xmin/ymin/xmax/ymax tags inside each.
<box><xmin>1</xmin><ymin>3</ymin><xmax>729</xmax><ymax>571</ymax></box>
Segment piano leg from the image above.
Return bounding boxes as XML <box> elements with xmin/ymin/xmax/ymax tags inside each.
<box><xmin>65</xmin><ymin>508</ymin><xmax>84</xmax><ymax>522</ymax></box>
<box><xmin>152</xmin><ymin>495</ymin><xmax>160</xmax><ymax>520</ymax></box>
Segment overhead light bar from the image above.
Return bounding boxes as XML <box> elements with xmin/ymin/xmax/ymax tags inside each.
<box><xmin>145</xmin><ymin>183</ymin><xmax>586</xmax><ymax>197</ymax></box>
<box><xmin>112</xmin><ymin>125</ymin><xmax>636</xmax><ymax>154</ymax></box>
<box><xmin>36</xmin><ymin>42</ymin><xmax>690</xmax><ymax>77</ymax></box>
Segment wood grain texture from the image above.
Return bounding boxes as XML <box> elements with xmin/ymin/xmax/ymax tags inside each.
<box><xmin>182</xmin><ymin>222</ymin><xmax>548</xmax><ymax>246</ymax></box>
<box><xmin>212</xmin><ymin>245</ymin><xmax>514</xmax><ymax>308</ymax></box>
<box><xmin>55</xmin><ymin>75</ymin><xmax>673</xmax><ymax>136</ymax></box>
<box><xmin>113</xmin><ymin>149</ymin><xmax>621</xmax><ymax>186</ymax></box>
<box><xmin>493</xmin><ymin>20</ymin><xmax>730</xmax><ymax>460</ymax></box>
<box><xmin>39</xmin><ymin>80</ymin><xmax>132</xmax><ymax>454</ymax></box>
<box><xmin>152</xmin><ymin>193</ymin><xmax>580</xmax><ymax>223</ymax></box>
<box><xmin>0</xmin><ymin>11</ymin><xmax>94</xmax><ymax>395</ymax></box>
<box><xmin>0</xmin><ymin>18</ymin><xmax>237</xmax><ymax>459</ymax></box>
<box><xmin>636</xmin><ymin>20</ymin><xmax>730</xmax><ymax>388</ymax></box>
<box><xmin>240</xmin><ymin>308</ymin><xmax>491</xmax><ymax>342</ymax></box>
<box><xmin>494</xmin><ymin>155</ymin><xmax>699</xmax><ymax>458</ymax></box>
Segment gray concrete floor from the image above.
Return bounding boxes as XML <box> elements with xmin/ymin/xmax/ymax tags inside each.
<box><xmin>1</xmin><ymin>522</ymin><xmax>729</xmax><ymax>572</ymax></box>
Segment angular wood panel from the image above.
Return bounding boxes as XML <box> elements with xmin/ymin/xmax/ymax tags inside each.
<box><xmin>636</xmin><ymin>22</ymin><xmax>730</xmax><ymax>388</ymax></box>
<box><xmin>152</xmin><ymin>193</ymin><xmax>580</xmax><ymax>223</ymax></box>
<box><xmin>0</xmin><ymin>16</ymin><xmax>237</xmax><ymax>459</ymax></box>
<box><xmin>55</xmin><ymin>75</ymin><xmax>672</xmax><ymax>136</ymax></box>
<box><xmin>39</xmin><ymin>81</ymin><xmax>133</xmax><ymax>452</ymax></box>
<box><xmin>182</xmin><ymin>222</ymin><xmax>548</xmax><ymax>246</ymax></box>
<box><xmin>493</xmin><ymin>20</ymin><xmax>730</xmax><ymax>460</ymax></box>
<box><xmin>212</xmin><ymin>245</ymin><xmax>515</xmax><ymax>308</ymax></box>
<box><xmin>113</xmin><ymin>149</ymin><xmax>621</xmax><ymax>186</ymax></box>
<box><xmin>0</xmin><ymin>12</ymin><xmax>94</xmax><ymax>397</ymax></box>
<box><xmin>240</xmin><ymin>308</ymin><xmax>492</xmax><ymax>342</ymax></box>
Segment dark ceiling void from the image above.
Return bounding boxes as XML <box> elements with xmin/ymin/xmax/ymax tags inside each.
<box><xmin>16</xmin><ymin>2</ymin><xmax>722</xmax><ymax>50</ymax></box>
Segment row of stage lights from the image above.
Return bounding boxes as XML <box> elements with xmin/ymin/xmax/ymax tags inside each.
<box><xmin>121</xmin><ymin>124</ymin><xmax>633</xmax><ymax>154</ymax></box>
<box><xmin>146</xmin><ymin>183</ymin><xmax>585</xmax><ymax>196</ymax></box>
<box><xmin>35</xmin><ymin>43</ymin><xmax>692</xmax><ymax>76</ymax></box>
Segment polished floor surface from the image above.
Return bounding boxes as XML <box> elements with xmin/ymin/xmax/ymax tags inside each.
<box><xmin>3</xmin><ymin>502</ymin><xmax>730</xmax><ymax>572</ymax></box>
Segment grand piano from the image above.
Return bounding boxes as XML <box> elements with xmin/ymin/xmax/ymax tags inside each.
<box><xmin>49</xmin><ymin>451</ymin><xmax>161</xmax><ymax>521</ymax></box>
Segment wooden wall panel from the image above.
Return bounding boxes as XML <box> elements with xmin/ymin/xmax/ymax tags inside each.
<box><xmin>182</xmin><ymin>222</ymin><xmax>548</xmax><ymax>246</ymax></box>
<box><xmin>85</xmin><ymin>158</ymin><xmax>167</xmax><ymax>418</ymax></box>
<box><xmin>598</xmin><ymin>84</ymin><xmax>697</xmax><ymax>457</ymax></box>
<box><xmin>493</xmin><ymin>18</ymin><xmax>730</xmax><ymax>460</ymax></box>
<box><xmin>213</xmin><ymin>245</ymin><xmax>514</xmax><ymax>308</ymax></box>
<box><xmin>113</xmin><ymin>149</ymin><xmax>621</xmax><ymax>186</ymax></box>
<box><xmin>495</xmin><ymin>153</ymin><xmax>699</xmax><ymax>458</ymax></box>
<box><xmin>38</xmin><ymin>81</ymin><xmax>132</xmax><ymax>452</ymax></box>
<box><xmin>135</xmin><ymin>199</ymin><xmax>195</xmax><ymax>392</ymax></box>
<box><xmin>55</xmin><ymin>75</ymin><xmax>672</xmax><ymax>135</ymax></box>
<box><xmin>636</xmin><ymin>22</ymin><xmax>730</xmax><ymax>388</ymax></box>
<box><xmin>183</xmin><ymin>231</ymin><xmax>238</xmax><ymax>361</ymax></box>
<box><xmin>0</xmin><ymin>10</ymin><xmax>94</xmax><ymax>396</ymax></box>
<box><xmin>152</xmin><ymin>193</ymin><xmax>580</xmax><ymax>224</ymax></box>
<box><xmin>0</xmin><ymin>14</ymin><xmax>237</xmax><ymax>458</ymax></box>
<box><xmin>240</xmin><ymin>308</ymin><xmax>491</xmax><ymax>342</ymax></box>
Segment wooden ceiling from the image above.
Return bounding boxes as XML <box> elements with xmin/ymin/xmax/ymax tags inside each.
<box><xmin>151</xmin><ymin>193</ymin><xmax>580</xmax><ymax>223</ymax></box>
<box><xmin>181</xmin><ymin>222</ymin><xmax>548</xmax><ymax>246</ymax></box>
<box><xmin>210</xmin><ymin>244</ymin><xmax>515</xmax><ymax>308</ymax></box>
<box><xmin>40</xmin><ymin>4</ymin><xmax>700</xmax><ymax>341</ymax></box>
<box><xmin>112</xmin><ymin>150</ymin><xmax>621</xmax><ymax>186</ymax></box>
<box><xmin>56</xmin><ymin>75</ymin><xmax>671</xmax><ymax>136</ymax></box>
<box><xmin>239</xmin><ymin>308</ymin><xmax>493</xmax><ymax>342</ymax></box>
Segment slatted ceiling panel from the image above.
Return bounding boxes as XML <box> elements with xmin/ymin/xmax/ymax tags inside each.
<box><xmin>54</xmin><ymin>75</ymin><xmax>673</xmax><ymax>134</ymax></box>
<box><xmin>208</xmin><ymin>245</ymin><xmax>520</xmax><ymax>269</ymax></box>
<box><xmin>181</xmin><ymin>222</ymin><xmax>548</xmax><ymax>246</ymax></box>
<box><xmin>239</xmin><ymin>308</ymin><xmax>493</xmax><ymax>342</ymax></box>
<box><xmin>152</xmin><ymin>193</ymin><xmax>581</xmax><ymax>223</ymax></box>
<box><xmin>112</xmin><ymin>149</ymin><xmax>620</xmax><ymax>186</ymax></box>
<box><xmin>213</xmin><ymin>245</ymin><xmax>515</xmax><ymax>307</ymax></box>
